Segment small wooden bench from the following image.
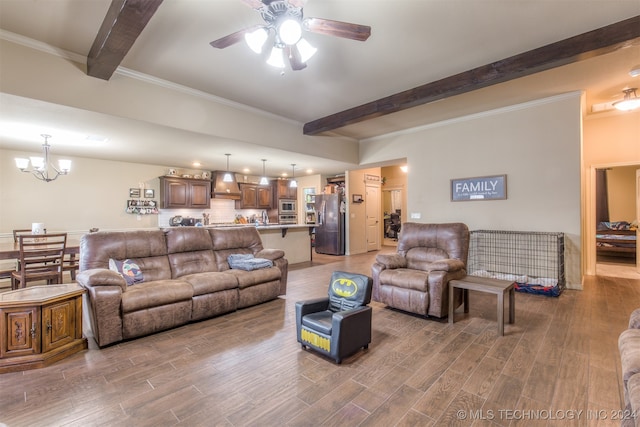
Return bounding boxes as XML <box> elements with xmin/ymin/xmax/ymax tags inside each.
<box><xmin>448</xmin><ymin>275</ymin><xmax>515</xmax><ymax>336</ymax></box>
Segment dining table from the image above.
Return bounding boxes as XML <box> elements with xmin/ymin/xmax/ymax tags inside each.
<box><xmin>0</xmin><ymin>236</ymin><xmax>81</xmax><ymax>261</ymax></box>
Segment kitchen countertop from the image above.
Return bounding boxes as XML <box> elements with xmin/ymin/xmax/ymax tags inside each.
<box><xmin>203</xmin><ymin>223</ymin><xmax>314</xmax><ymax>230</ymax></box>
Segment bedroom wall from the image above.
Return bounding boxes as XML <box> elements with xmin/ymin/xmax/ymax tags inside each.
<box><xmin>360</xmin><ymin>93</ymin><xmax>583</xmax><ymax>288</ymax></box>
<box><xmin>607</xmin><ymin>165</ymin><xmax>638</xmax><ymax>223</ymax></box>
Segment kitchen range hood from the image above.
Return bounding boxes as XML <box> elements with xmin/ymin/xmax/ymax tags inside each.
<box><xmin>212</xmin><ymin>171</ymin><xmax>241</xmax><ymax>200</ymax></box>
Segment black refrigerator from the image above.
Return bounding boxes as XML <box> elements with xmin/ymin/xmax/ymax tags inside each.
<box><xmin>314</xmin><ymin>193</ymin><xmax>345</xmax><ymax>255</ymax></box>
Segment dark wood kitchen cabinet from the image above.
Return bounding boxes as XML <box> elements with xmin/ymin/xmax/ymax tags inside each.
<box><xmin>276</xmin><ymin>179</ymin><xmax>297</xmax><ymax>200</ymax></box>
<box><xmin>236</xmin><ymin>183</ymin><xmax>272</xmax><ymax>209</ymax></box>
<box><xmin>160</xmin><ymin>177</ymin><xmax>211</xmax><ymax>209</ymax></box>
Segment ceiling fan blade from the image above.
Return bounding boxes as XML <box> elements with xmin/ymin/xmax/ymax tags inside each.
<box><xmin>286</xmin><ymin>45</ymin><xmax>307</xmax><ymax>71</ymax></box>
<box><xmin>210</xmin><ymin>25</ymin><xmax>262</xmax><ymax>49</ymax></box>
<box><xmin>238</xmin><ymin>0</ymin><xmax>264</xmax><ymax>9</ymax></box>
<box><xmin>303</xmin><ymin>18</ymin><xmax>371</xmax><ymax>41</ymax></box>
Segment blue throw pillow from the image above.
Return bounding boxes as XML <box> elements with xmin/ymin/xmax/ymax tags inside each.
<box><xmin>109</xmin><ymin>258</ymin><xmax>144</xmax><ymax>286</ymax></box>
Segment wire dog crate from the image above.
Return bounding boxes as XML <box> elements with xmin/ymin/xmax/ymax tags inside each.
<box><xmin>468</xmin><ymin>230</ymin><xmax>565</xmax><ymax>296</ymax></box>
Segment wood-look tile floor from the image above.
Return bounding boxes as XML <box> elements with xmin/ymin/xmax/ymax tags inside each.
<box><xmin>1</xmin><ymin>248</ymin><xmax>639</xmax><ymax>427</ymax></box>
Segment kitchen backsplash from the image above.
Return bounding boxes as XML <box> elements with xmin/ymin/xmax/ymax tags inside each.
<box><xmin>157</xmin><ymin>198</ymin><xmax>273</xmax><ymax>227</ymax></box>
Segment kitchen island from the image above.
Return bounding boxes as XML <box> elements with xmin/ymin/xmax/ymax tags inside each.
<box><xmin>206</xmin><ymin>224</ymin><xmax>314</xmax><ymax>265</ymax></box>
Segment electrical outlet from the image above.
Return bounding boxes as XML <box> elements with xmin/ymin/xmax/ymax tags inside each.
<box><xmin>410</xmin><ymin>212</ymin><xmax>421</xmax><ymax>219</ymax></box>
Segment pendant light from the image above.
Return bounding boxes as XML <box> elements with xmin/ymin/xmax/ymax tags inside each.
<box><xmin>289</xmin><ymin>164</ymin><xmax>298</xmax><ymax>188</ymax></box>
<box><xmin>259</xmin><ymin>159</ymin><xmax>269</xmax><ymax>185</ymax></box>
<box><xmin>223</xmin><ymin>154</ymin><xmax>235</xmax><ymax>182</ymax></box>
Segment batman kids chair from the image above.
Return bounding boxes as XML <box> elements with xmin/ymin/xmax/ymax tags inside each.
<box><xmin>296</xmin><ymin>271</ymin><xmax>373</xmax><ymax>364</ymax></box>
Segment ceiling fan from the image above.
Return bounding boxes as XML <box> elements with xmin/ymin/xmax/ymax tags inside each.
<box><xmin>210</xmin><ymin>0</ymin><xmax>371</xmax><ymax>71</ymax></box>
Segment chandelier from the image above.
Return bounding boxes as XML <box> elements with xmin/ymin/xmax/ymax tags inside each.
<box><xmin>15</xmin><ymin>134</ymin><xmax>71</xmax><ymax>182</ymax></box>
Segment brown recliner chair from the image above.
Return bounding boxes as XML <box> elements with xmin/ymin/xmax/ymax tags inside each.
<box><xmin>371</xmin><ymin>222</ymin><xmax>469</xmax><ymax>318</ymax></box>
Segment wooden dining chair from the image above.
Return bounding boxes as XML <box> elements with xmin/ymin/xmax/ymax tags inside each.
<box><xmin>0</xmin><ymin>230</ymin><xmax>32</xmax><ymax>286</ymax></box>
<box><xmin>13</xmin><ymin>229</ymin><xmax>32</xmax><ymax>242</ymax></box>
<box><xmin>10</xmin><ymin>233</ymin><xmax>67</xmax><ymax>290</ymax></box>
<box><xmin>13</xmin><ymin>228</ymin><xmax>78</xmax><ymax>281</ymax></box>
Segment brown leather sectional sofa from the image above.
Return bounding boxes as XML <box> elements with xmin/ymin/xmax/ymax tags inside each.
<box><xmin>619</xmin><ymin>309</ymin><xmax>640</xmax><ymax>426</ymax></box>
<box><xmin>77</xmin><ymin>226</ymin><xmax>288</xmax><ymax>347</ymax></box>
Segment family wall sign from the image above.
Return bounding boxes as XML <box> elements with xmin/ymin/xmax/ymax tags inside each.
<box><xmin>450</xmin><ymin>174</ymin><xmax>507</xmax><ymax>201</ymax></box>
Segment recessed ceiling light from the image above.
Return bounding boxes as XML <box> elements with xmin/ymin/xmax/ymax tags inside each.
<box><xmin>85</xmin><ymin>135</ymin><xmax>109</xmax><ymax>143</ymax></box>
<box><xmin>192</xmin><ymin>162</ymin><xmax>201</xmax><ymax>167</ymax></box>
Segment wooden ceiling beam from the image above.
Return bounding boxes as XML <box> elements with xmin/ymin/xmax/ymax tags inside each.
<box><xmin>87</xmin><ymin>0</ymin><xmax>164</xmax><ymax>80</ymax></box>
<box><xmin>303</xmin><ymin>15</ymin><xmax>640</xmax><ymax>136</ymax></box>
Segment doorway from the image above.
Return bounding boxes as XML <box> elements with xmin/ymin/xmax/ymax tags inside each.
<box><xmin>594</xmin><ymin>164</ymin><xmax>639</xmax><ymax>279</ymax></box>
<box><xmin>382</xmin><ymin>188</ymin><xmax>403</xmax><ymax>246</ymax></box>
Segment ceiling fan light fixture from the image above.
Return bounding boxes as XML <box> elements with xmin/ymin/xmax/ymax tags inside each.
<box><xmin>613</xmin><ymin>88</ymin><xmax>640</xmax><ymax>111</ymax></box>
<box><xmin>296</xmin><ymin>38</ymin><xmax>317</xmax><ymax>63</ymax></box>
<box><xmin>267</xmin><ymin>46</ymin><xmax>286</xmax><ymax>68</ymax></box>
<box><xmin>245</xmin><ymin>27</ymin><xmax>268</xmax><ymax>53</ymax></box>
<box><xmin>278</xmin><ymin>19</ymin><xmax>302</xmax><ymax>45</ymax></box>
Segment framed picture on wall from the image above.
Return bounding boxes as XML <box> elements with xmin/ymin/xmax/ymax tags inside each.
<box><xmin>451</xmin><ymin>174</ymin><xmax>507</xmax><ymax>201</ymax></box>
<box><xmin>129</xmin><ymin>188</ymin><xmax>141</xmax><ymax>198</ymax></box>
<box><xmin>144</xmin><ymin>189</ymin><xmax>155</xmax><ymax>198</ymax></box>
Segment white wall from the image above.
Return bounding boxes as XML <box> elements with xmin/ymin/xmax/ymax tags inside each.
<box><xmin>0</xmin><ymin>148</ymin><xmax>167</xmax><ymax>240</ymax></box>
<box><xmin>0</xmin><ymin>39</ymin><xmax>360</xmax><ymax>164</ymax></box>
<box><xmin>360</xmin><ymin>93</ymin><xmax>583</xmax><ymax>288</ymax></box>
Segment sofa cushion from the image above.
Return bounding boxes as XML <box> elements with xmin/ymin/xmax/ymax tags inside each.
<box><xmin>165</xmin><ymin>227</ymin><xmax>214</xmax><ymax>253</ymax></box>
<box><xmin>168</xmin><ymin>251</ymin><xmax>218</xmax><ymax>278</ymax></box>
<box><xmin>397</xmin><ymin>222</ymin><xmax>469</xmax><ymax>264</ymax></box>
<box><xmin>129</xmin><ymin>256</ymin><xmax>172</xmax><ymax>282</ymax></box>
<box><xmin>181</xmin><ymin>271</ymin><xmax>239</xmax><ymax>296</ymax></box>
<box><xmin>80</xmin><ymin>230</ymin><xmax>168</xmax><ymax>271</ymax></box>
<box><xmin>121</xmin><ymin>279</ymin><xmax>193</xmax><ymax>313</ymax></box>
<box><xmin>620</xmin><ymin>328</ymin><xmax>640</xmax><ymax>383</ymax></box>
<box><xmin>210</xmin><ymin>227</ymin><xmax>264</xmax><ymax>270</ymax></box>
<box><xmin>378</xmin><ymin>268</ymin><xmax>429</xmax><ymax>292</ymax></box>
<box><xmin>226</xmin><ymin>266</ymin><xmax>282</xmax><ymax>289</ymax></box>
<box><xmin>405</xmin><ymin>247</ymin><xmax>449</xmax><ymax>270</ymax></box>
<box><xmin>627</xmin><ymin>373</ymin><xmax>640</xmax><ymax>415</ymax></box>
<box><xmin>630</xmin><ymin>308</ymin><xmax>640</xmax><ymax>329</ymax></box>
<box><xmin>228</xmin><ymin>254</ymin><xmax>273</xmax><ymax>271</ymax></box>
<box><xmin>109</xmin><ymin>258</ymin><xmax>144</xmax><ymax>286</ymax></box>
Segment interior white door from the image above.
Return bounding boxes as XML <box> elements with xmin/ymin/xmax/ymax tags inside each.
<box><xmin>366</xmin><ymin>185</ymin><xmax>380</xmax><ymax>251</ymax></box>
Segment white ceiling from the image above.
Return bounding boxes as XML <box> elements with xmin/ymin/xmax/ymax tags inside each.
<box><xmin>0</xmin><ymin>0</ymin><xmax>639</xmax><ymax>176</ymax></box>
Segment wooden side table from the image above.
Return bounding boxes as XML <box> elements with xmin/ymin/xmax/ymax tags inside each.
<box><xmin>0</xmin><ymin>284</ymin><xmax>87</xmax><ymax>373</ymax></box>
<box><xmin>448</xmin><ymin>276</ymin><xmax>515</xmax><ymax>336</ymax></box>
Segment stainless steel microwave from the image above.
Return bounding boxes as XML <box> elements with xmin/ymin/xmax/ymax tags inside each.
<box><xmin>279</xmin><ymin>199</ymin><xmax>297</xmax><ymax>214</ymax></box>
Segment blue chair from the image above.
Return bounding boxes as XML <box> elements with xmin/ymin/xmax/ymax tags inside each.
<box><xmin>295</xmin><ymin>271</ymin><xmax>373</xmax><ymax>364</ymax></box>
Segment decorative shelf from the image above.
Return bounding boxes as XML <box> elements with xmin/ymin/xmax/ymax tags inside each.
<box><xmin>126</xmin><ymin>199</ymin><xmax>159</xmax><ymax>215</ymax></box>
